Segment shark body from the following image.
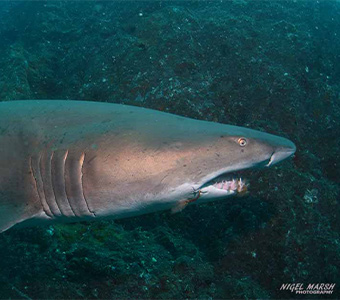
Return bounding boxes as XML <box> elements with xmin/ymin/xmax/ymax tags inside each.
<box><xmin>0</xmin><ymin>100</ymin><xmax>295</xmax><ymax>232</ymax></box>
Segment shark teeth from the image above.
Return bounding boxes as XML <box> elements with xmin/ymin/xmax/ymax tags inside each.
<box><xmin>213</xmin><ymin>178</ymin><xmax>248</xmax><ymax>194</ymax></box>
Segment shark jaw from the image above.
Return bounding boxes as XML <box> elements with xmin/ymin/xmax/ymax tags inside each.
<box><xmin>170</xmin><ymin>167</ymin><xmax>253</xmax><ymax>214</ymax></box>
<box><xmin>193</xmin><ymin>145</ymin><xmax>296</xmax><ymax>203</ymax></box>
<box><xmin>194</xmin><ymin>168</ymin><xmax>253</xmax><ymax>204</ymax></box>
<box><xmin>199</xmin><ymin>175</ymin><xmax>248</xmax><ymax>199</ymax></box>
<box><xmin>170</xmin><ymin>165</ymin><xmax>260</xmax><ymax>214</ymax></box>
<box><xmin>172</xmin><ymin>156</ymin><xmax>271</xmax><ymax>214</ymax></box>
<box><xmin>193</xmin><ymin>156</ymin><xmax>272</xmax><ymax>204</ymax></box>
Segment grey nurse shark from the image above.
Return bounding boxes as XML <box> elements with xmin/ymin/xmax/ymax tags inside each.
<box><xmin>0</xmin><ymin>100</ymin><xmax>296</xmax><ymax>233</ymax></box>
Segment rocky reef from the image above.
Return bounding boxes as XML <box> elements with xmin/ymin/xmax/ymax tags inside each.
<box><xmin>0</xmin><ymin>1</ymin><xmax>339</xmax><ymax>299</ymax></box>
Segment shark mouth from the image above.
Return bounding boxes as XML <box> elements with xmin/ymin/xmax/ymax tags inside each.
<box><xmin>197</xmin><ymin>155</ymin><xmax>274</xmax><ymax>199</ymax></box>
<box><xmin>212</xmin><ymin>177</ymin><xmax>248</xmax><ymax>195</ymax></box>
<box><xmin>173</xmin><ymin>170</ymin><xmax>253</xmax><ymax>213</ymax></box>
<box><xmin>199</xmin><ymin>170</ymin><xmax>252</xmax><ymax>198</ymax></box>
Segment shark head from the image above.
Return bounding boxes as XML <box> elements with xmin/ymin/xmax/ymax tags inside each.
<box><xmin>137</xmin><ymin>121</ymin><xmax>296</xmax><ymax>213</ymax></box>
<box><xmin>81</xmin><ymin>108</ymin><xmax>296</xmax><ymax>218</ymax></box>
<box><xmin>187</xmin><ymin>125</ymin><xmax>296</xmax><ymax>205</ymax></box>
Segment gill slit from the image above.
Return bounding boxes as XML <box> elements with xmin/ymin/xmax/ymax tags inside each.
<box><xmin>63</xmin><ymin>150</ymin><xmax>77</xmax><ymax>217</ymax></box>
<box><xmin>39</xmin><ymin>152</ymin><xmax>58</xmax><ymax>217</ymax></box>
<box><xmin>80</xmin><ymin>152</ymin><xmax>96</xmax><ymax>217</ymax></box>
<box><xmin>49</xmin><ymin>151</ymin><xmax>63</xmax><ymax>215</ymax></box>
<box><xmin>29</xmin><ymin>156</ymin><xmax>52</xmax><ymax>218</ymax></box>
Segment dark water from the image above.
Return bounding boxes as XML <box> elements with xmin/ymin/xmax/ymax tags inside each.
<box><xmin>0</xmin><ymin>1</ymin><xmax>339</xmax><ymax>299</ymax></box>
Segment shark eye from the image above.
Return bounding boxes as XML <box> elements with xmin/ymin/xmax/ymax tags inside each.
<box><xmin>238</xmin><ymin>138</ymin><xmax>247</xmax><ymax>147</ymax></box>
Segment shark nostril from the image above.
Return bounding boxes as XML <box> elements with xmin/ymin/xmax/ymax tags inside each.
<box><xmin>266</xmin><ymin>146</ymin><xmax>295</xmax><ymax>167</ymax></box>
<box><xmin>266</xmin><ymin>151</ymin><xmax>275</xmax><ymax>167</ymax></box>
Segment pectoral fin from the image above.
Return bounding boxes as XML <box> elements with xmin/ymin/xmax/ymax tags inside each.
<box><xmin>171</xmin><ymin>191</ymin><xmax>201</xmax><ymax>214</ymax></box>
<box><xmin>171</xmin><ymin>200</ymin><xmax>190</xmax><ymax>214</ymax></box>
<box><xmin>0</xmin><ymin>190</ymin><xmax>42</xmax><ymax>233</ymax></box>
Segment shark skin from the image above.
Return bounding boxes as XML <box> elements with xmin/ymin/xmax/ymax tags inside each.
<box><xmin>0</xmin><ymin>100</ymin><xmax>296</xmax><ymax>232</ymax></box>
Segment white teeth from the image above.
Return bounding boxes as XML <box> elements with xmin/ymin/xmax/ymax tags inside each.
<box><xmin>216</xmin><ymin>182</ymin><xmax>223</xmax><ymax>189</ymax></box>
<box><xmin>213</xmin><ymin>178</ymin><xmax>248</xmax><ymax>193</ymax></box>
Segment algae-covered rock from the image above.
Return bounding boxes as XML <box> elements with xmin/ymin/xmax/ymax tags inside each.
<box><xmin>0</xmin><ymin>0</ymin><xmax>339</xmax><ymax>299</ymax></box>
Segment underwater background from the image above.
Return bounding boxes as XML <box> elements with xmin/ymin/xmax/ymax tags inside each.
<box><xmin>0</xmin><ymin>0</ymin><xmax>339</xmax><ymax>299</ymax></box>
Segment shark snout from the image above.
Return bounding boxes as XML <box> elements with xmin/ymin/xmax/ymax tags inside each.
<box><xmin>267</xmin><ymin>137</ymin><xmax>296</xmax><ymax>167</ymax></box>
